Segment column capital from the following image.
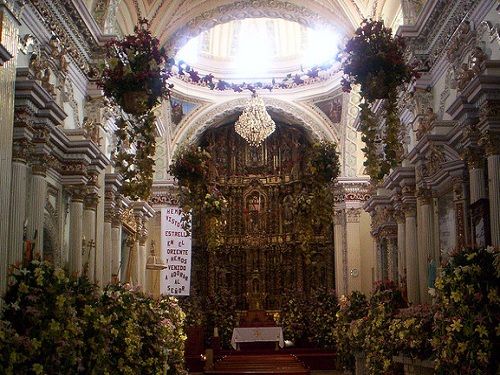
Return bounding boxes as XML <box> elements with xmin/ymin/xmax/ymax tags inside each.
<box><xmin>462</xmin><ymin>146</ymin><xmax>485</xmax><ymax>169</ymax></box>
<box><xmin>416</xmin><ymin>186</ymin><xmax>433</xmax><ymax>205</ymax></box>
<box><xmin>67</xmin><ymin>185</ymin><xmax>86</xmax><ymax>202</ymax></box>
<box><xmin>394</xmin><ymin>209</ymin><xmax>406</xmax><ymax>224</ymax></box>
<box><xmin>12</xmin><ymin>138</ymin><xmax>32</xmax><ymax>163</ymax></box>
<box><xmin>333</xmin><ymin>209</ymin><xmax>345</xmax><ymax>225</ymax></box>
<box><xmin>84</xmin><ymin>193</ymin><xmax>99</xmax><ymax>211</ymax></box>
<box><xmin>479</xmin><ymin>131</ymin><xmax>500</xmax><ymax>156</ymax></box>
<box><xmin>346</xmin><ymin>207</ymin><xmax>361</xmax><ymax>223</ymax></box>
<box><xmin>30</xmin><ymin>154</ymin><xmax>49</xmax><ymax>176</ymax></box>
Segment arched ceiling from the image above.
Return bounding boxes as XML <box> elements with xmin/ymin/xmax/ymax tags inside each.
<box><xmin>114</xmin><ymin>0</ymin><xmax>400</xmax><ymax>52</ymax></box>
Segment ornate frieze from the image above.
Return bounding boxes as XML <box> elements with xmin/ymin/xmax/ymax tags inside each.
<box><xmin>27</xmin><ymin>0</ymin><xmax>100</xmax><ymax>73</ymax></box>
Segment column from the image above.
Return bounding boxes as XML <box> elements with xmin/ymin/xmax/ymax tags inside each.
<box><xmin>111</xmin><ymin>212</ymin><xmax>122</xmax><ymax>282</ymax></box>
<box><xmin>7</xmin><ymin>143</ymin><xmax>29</xmax><ymax>266</ymax></box>
<box><xmin>102</xmin><ymin>212</ymin><xmax>113</xmax><ymax>285</ymax></box>
<box><xmin>27</xmin><ymin>161</ymin><xmax>47</xmax><ymax>256</ymax></box>
<box><xmin>488</xmin><ymin>153</ymin><xmax>500</xmax><ymax>247</ymax></box>
<box><xmin>68</xmin><ymin>187</ymin><xmax>84</xmax><ymax>275</ymax></box>
<box><xmin>139</xmin><ymin>232</ymin><xmax>147</xmax><ymax>290</ymax></box>
<box><xmin>386</xmin><ymin>236</ymin><xmax>398</xmax><ymax>282</ymax></box>
<box><xmin>466</xmin><ymin>149</ymin><xmax>487</xmax><ymax>204</ymax></box>
<box><xmin>333</xmin><ymin>209</ymin><xmax>345</xmax><ymax>296</ymax></box>
<box><xmin>0</xmin><ymin>3</ymin><xmax>21</xmax><ymax>303</ymax></box>
<box><xmin>395</xmin><ymin>211</ymin><xmax>406</xmax><ymax>284</ymax></box>
<box><xmin>417</xmin><ymin>187</ymin><xmax>434</xmax><ymax>303</ymax></box>
<box><xmin>83</xmin><ymin>194</ymin><xmax>98</xmax><ymax>282</ymax></box>
<box><xmin>346</xmin><ymin>207</ymin><xmax>362</xmax><ymax>292</ymax></box>
<box><xmin>482</xmin><ymin>132</ymin><xmax>500</xmax><ymax>247</ymax></box>
<box><xmin>404</xmin><ymin>205</ymin><xmax>420</xmax><ymax>304</ymax></box>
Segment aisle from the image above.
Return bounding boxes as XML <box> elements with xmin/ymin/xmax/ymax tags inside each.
<box><xmin>204</xmin><ymin>353</ymin><xmax>310</xmax><ymax>374</ymax></box>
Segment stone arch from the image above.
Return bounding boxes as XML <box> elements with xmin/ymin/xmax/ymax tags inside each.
<box><xmin>171</xmin><ymin>97</ymin><xmax>339</xmax><ymax>157</ymax></box>
<box><xmin>156</xmin><ymin>1</ymin><xmax>354</xmax><ymax>53</ymax></box>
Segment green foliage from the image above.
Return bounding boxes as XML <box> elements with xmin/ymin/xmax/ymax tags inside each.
<box><xmin>432</xmin><ymin>246</ymin><xmax>500</xmax><ymax>375</ymax></box>
<box><xmin>0</xmin><ymin>260</ymin><xmax>187</xmax><ymax>375</ymax></box>
<box><xmin>334</xmin><ymin>291</ymin><xmax>369</xmax><ymax>371</ymax></box>
<box><xmin>280</xmin><ymin>288</ymin><xmax>338</xmax><ymax>349</ymax></box>
<box><xmin>205</xmin><ymin>290</ymin><xmax>237</xmax><ymax>349</ymax></box>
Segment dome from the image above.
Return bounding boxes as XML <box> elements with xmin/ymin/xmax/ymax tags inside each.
<box><xmin>175</xmin><ymin>18</ymin><xmax>340</xmax><ymax>82</ymax></box>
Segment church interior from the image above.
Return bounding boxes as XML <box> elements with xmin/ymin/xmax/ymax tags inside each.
<box><xmin>0</xmin><ymin>0</ymin><xmax>499</xmax><ymax>374</ymax></box>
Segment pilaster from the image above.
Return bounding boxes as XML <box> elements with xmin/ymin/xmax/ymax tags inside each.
<box><xmin>0</xmin><ymin>1</ymin><xmax>21</xmax><ymax>301</ymax></box>
<box><xmin>481</xmin><ymin>131</ymin><xmax>500</xmax><ymax>246</ymax></box>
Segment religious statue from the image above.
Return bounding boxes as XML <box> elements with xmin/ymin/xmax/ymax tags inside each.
<box><xmin>416</xmin><ymin>107</ymin><xmax>437</xmax><ymax>140</ymax></box>
<box><xmin>456</xmin><ymin>62</ymin><xmax>474</xmax><ymax>91</ymax></box>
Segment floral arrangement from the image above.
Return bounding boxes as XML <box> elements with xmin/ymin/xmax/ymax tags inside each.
<box><xmin>279</xmin><ymin>288</ymin><xmax>338</xmax><ymax>348</ymax></box>
<box><xmin>306</xmin><ymin>287</ymin><xmax>338</xmax><ymax>349</ymax></box>
<box><xmin>205</xmin><ymin>290</ymin><xmax>237</xmax><ymax>349</ymax></box>
<box><xmin>334</xmin><ymin>291</ymin><xmax>369</xmax><ymax>371</ymax></box>
<box><xmin>341</xmin><ymin>19</ymin><xmax>417</xmax><ymax>181</ymax></box>
<box><xmin>177</xmin><ymin>293</ymin><xmax>206</xmax><ymax>328</ymax></box>
<box><xmin>360</xmin><ymin>280</ymin><xmax>407</xmax><ymax>374</ymax></box>
<box><xmin>432</xmin><ymin>246</ymin><xmax>499</xmax><ymax>374</ymax></box>
<box><xmin>99</xmin><ymin>19</ymin><xmax>174</xmax><ymax>201</ymax></box>
<box><xmin>99</xmin><ymin>18</ymin><xmax>173</xmax><ymax>113</ymax></box>
<box><xmin>0</xmin><ymin>259</ymin><xmax>89</xmax><ymax>374</ymax></box>
<box><xmin>306</xmin><ymin>140</ymin><xmax>341</xmax><ymax>184</ymax></box>
<box><xmin>292</xmin><ymin>140</ymin><xmax>340</xmax><ymax>258</ymax></box>
<box><xmin>0</xmin><ymin>259</ymin><xmax>187</xmax><ymax>375</ymax></box>
<box><xmin>279</xmin><ymin>291</ymin><xmax>309</xmax><ymax>345</ymax></box>
<box><xmin>389</xmin><ymin>304</ymin><xmax>435</xmax><ymax>360</ymax></box>
<box><xmin>169</xmin><ymin>144</ymin><xmax>227</xmax><ymax>250</ymax></box>
<box><xmin>113</xmin><ymin>113</ymin><xmax>157</xmax><ymax>200</ymax></box>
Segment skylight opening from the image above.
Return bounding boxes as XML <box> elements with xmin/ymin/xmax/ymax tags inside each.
<box><xmin>174</xmin><ymin>18</ymin><xmax>340</xmax><ymax>80</ymax></box>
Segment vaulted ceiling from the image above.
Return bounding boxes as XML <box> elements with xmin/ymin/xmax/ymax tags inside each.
<box><xmin>111</xmin><ymin>0</ymin><xmax>401</xmax><ymax>53</ymax></box>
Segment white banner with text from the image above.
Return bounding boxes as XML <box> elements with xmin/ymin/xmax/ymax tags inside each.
<box><xmin>160</xmin><ymin>206</ymin><xmax>191</xmax><ymax>296</ymax></box>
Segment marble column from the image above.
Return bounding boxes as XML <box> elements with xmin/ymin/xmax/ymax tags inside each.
<box><xmin>27</xmin><ymin>162</ymin><xmax>47</xmax><ymax>256</ymax></box>
<box><xmin>417</xmin><ymin>188</ymin><xmax>434</xmax><ymax>304</ymax></box>
<box><xmin>346</xmin><ymin>208</ymin><xmax>362</xmax><ymax>292</ymax></box>
<box><xmin>482</xmin><ymin>133</ymin><xmax>500</xmax><ymax>247</ymax></box>
<box><xmin>139</xmin><ymin>234</ymin><xmax>147</xmax><ymax>290</ymax></box>
<box><xmin>333</xmin><ymin>209</ymin><xmax>345</xmax><ymax>296</ymax></box>
<box><xmin>68</xmin><ymin>188</ymin><xmax>84</xmax><ymax>275</ymax></box>
<box><xmin>83</xmin><ymin>194</ymin><xmax>98</xmax><ymax>282</ymax></box>
<box><xmin>396</xmin><ymin>212</ymin><xmax>406</xmax><ymax>284</ymax></box>
<box><xmin>469</xmin><ymin>167</ymin><xmax>487</xmax><ymax>204</ymax></box>
<box><xmin>404</xmin><ymin>206</ymin><xmax>420</xmax><ymax>304</ymax></box>
<box><xmin>111</xmin><ymin>213</ymin><xmax>122</xmax><ymax>282</ymax></box>
<box><xmin>0</xmin><ymin>3</ymin><xmax>21</xmax><ymax>304</ymax></box>
<box><xmin>102</xmin><ymin>212</ymin><xmax>113</xmax><ymax>285</ymax></box>
<box><xmin>487</xmin><ymin>153</ymin><xmax>500</xmax><ymax>246</ymax></box>
<box><xmin>7</xmin><ymin>146</ymin><xmax>29</xmax><ymax>266</ymax></box>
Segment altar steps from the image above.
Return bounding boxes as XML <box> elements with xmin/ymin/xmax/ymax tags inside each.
<box><xmin>205</xmin><ymin>353</ymin><xmax>310</xmax><ymax>374</ymax></box>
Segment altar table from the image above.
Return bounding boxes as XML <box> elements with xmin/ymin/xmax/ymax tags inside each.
<box><xmin>230</xmin><ymin>327</ymin><xmax>284</xmax><ymax>350</ymax></box>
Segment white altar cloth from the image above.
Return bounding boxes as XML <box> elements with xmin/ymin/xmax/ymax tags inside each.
<box><xmin>230</xmin><ymin>327</ymin><xmax>284</xmax><ymax>350</ymax></box>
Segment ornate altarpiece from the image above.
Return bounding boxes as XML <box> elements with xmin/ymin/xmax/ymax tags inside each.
<box><xmin>191</xmin><ymin>123</ymin><xmax>335</xmax><ymax>310</ymax></box>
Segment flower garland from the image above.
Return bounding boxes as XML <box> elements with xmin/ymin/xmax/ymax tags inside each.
<box><xmin>99</xmin><ymin>19</ymin><xmax>173</xmax><ymax>200</ymax></box>
<box><xmin>113</xmin><ymin>113</ymin><xmax>157</xmax><ymax>200</ymax></box>
<box><xmin>292</xmin><ymin>141</ymin><xmax>340</xmax><ymax>258</ymax></box>
<box><xmin>172</xmin><ymin>60</ymin><xmax>338</xmax><ymax>92</ymax></box>
<box><xmin>341</xmin><ymin>19</ymin><xmax>417</xmax><ymax>181</ymax></box>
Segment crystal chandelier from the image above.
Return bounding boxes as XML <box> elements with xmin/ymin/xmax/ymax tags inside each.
<box><xmin>235</xmin><ymin>93</ymin><xmax>276</xmax><ymax>147</ymax></box>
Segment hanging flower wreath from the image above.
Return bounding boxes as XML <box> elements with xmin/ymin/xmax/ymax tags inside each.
<box><xmin>341</xmin><ymin>19</ymin><xmax>418</xmax><ymax>181</ymax></box>
<box><xmin>98</xmin><ymin>19</ymin><xmax>174</xmax><ymax>200</ymax></box>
